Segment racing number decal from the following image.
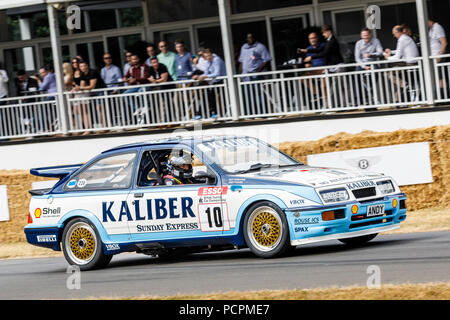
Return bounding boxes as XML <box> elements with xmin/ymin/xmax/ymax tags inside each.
<box><xmin>197</xmin><ymin>187</ymin><xmax>230</xmax><ymax>232</ymax></box>
<box><xmin>198</xmin><ymin>203</ymin><xmax>230</xmax><ymax>232</ymax></box>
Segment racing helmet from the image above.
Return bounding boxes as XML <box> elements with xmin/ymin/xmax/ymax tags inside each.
<box><xmin>168</xmin><ymin>150</ymin><xmax>193</xmax><ymax>179</ymax></box>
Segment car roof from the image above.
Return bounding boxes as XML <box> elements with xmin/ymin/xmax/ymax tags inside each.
<box><xmin>102</xmin><ymin>135</ymin><xmax>255</xmax><ymax>154</ymax></box>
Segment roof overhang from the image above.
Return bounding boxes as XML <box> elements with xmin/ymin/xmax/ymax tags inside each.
<box><xmin>0</xmin><ymin>0</ymin><xmax>72</xmax><ymax>11</ymax></box>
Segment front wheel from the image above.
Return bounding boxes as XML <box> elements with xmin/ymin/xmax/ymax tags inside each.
<box><xmin>243</xmin><ymin>202</ymin><xmax>291</xmax><ymax>258</ymax></box>
<box><xmin>62</xmin><ymin>217</ymin><xmax>112</xmax><ymax>270</ymax></box>
<box><xmin>338</xmin><ymin>233</ymin><xmax>378</xmax><ymax>246</ymax></box>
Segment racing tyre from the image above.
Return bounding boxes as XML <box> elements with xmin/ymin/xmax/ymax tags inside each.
<box><xmin>243</xmin><ymin>201</ymin><xmax>291</xmax><ymax>258</ymax></box>
<box><xmin>338</xmin><ymin>233</ymin><xmax>378</xmax><ymax>246</ymax></box>
<box><xmin>62</xmin><ymin>217</ymin><xmax>113</xmax><ymax>270</ymax></box>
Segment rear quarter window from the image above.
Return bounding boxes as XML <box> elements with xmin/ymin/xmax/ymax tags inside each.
<box><xmin>65</xmin><ymin>152</ymin><xmax>137</xmax><ymax>191</ymax></box>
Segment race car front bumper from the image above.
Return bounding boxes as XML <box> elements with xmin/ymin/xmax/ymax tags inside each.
<box><xmin>286</xmin><ymin>193</ymin><xmax>407</xmax><ymax>246</ymax></box>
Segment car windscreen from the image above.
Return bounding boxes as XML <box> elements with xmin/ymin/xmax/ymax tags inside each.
<box><xmin>195</xmin><ymin>137</ymin><xmax>301</xmax><ymax>174</ymax></box>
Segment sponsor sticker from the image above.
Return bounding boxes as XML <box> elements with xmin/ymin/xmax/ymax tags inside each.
<box><xmin>77</xmin><ymin>179</ymin><xmax>87</xmax><ymax>188</ymax></box>
<box><xmin>67</xmin><ymin>179</ymin><xmax>77</xmax><ymax>189</ymax></box>
<box><xmin>34</xmin><ymin>208</ymin><xmax>42</xmax><ymax>218</ymax></box>
<box><xmin>198</xmin><ymin>186</ymin><xmax>228</xmax><ymax>196</ymax></box>
<box><xmin>37</xmin><ymin>235</ymin><xmax>57</xmax><ymax>242</ymax></box>
<box><xmin>294</xmin><ymin>217</ymin><xmax>319</xmax><ymax>225</ymax></box>
<box><xmin>105</xmin><ymin>244</ymin><xmax>120</xmax><ymax>251</ymax></box>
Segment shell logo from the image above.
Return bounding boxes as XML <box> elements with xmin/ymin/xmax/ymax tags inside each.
<box><xmin>34</xmin><ymin>208</ymin><xmax>42</xmax><ymax>218</ymax></box>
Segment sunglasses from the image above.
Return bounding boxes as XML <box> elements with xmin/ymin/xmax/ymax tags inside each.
<box><xmin>104</xmin><ymin>57</ymin><xmax>112</xmax><ymax>60</ymax></box>
<box><xmin>126</xmin><ymin>55</ymin><xmax>132</xmax><ymax>57</ymax></box>
<box><xmin>159</xmin><ymin>45</ymin><xmax>167</xmax><ymax>48</ymax></box>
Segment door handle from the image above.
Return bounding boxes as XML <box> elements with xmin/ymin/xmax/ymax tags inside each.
<box><xmin>134</xmin><ymin>193</ymin><xmax>144</xmax><ymax>198</ymax></box>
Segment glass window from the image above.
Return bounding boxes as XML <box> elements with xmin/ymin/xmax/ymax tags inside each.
<box><xmin>271</xmin><ymin>16</ymin><xmax>310</xmax><ymax>66</ymax></box>
<box><xmin>197</xmin><ymin>137</ymin><xmax>300</xmax><ymax>174</ymax></box>
<box><xmin>197</xmin><ymin>25</ymin><xmax>224</xmax><ymax>59</ymax></box>
<box><xmin>148</xmin><ymin>0</ymin><xmax>218</xmax><ymax>24</ymax></box>
<box><xmin>88</xmin><ymin>9</ymin><xmax>117</xmax><ymax>32</ymax></box>
<box><xmin>231</xmin><ymin>0</ymin><xmax>312</xmax><ymax>14</ymax></box>
<box><xmin>66</xmin><ymin>152</ymin><xmax>137</xmax><ymax>191</ymax></box>
<box><xmin>119</xmin><ymin>7</ymin><xmax>144</xmax><ymax>27</ymax></box>
<box><xmin>137</xmin><ymin>149</ymin><xmax>211</xmax><ymax>187</ymax></box>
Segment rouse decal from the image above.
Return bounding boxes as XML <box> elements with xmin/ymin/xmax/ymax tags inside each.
<box><xmin>294</xmin><ymin>217</ymin><xmax>319</xmax><ymax>225</ymax></box>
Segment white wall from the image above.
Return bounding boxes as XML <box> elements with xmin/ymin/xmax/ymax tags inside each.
<box><xmin>1</xmin><ymin>109</ymin><xmax>449</xmax><ymax>170</ymax></box>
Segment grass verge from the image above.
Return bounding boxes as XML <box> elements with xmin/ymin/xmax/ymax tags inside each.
<box><xmin>96</xmin><ymin>282</ymin><xmax>450</xmax><ymax>300</ymax></box>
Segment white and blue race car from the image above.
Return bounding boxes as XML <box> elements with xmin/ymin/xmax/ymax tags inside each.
<box><xmin>25</xmin><ymin>136</ymin><xmax>407</xmax><ymax>270</ymax></box>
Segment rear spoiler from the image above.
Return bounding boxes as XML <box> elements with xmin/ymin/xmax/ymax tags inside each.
<box><xmin>30</xmin><ymin>164</ymin><xmax>83</xmax><ymax>179</ymax></box>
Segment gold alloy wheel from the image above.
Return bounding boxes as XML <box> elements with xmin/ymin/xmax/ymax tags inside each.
<box><xmin>65</xmin><ymin>222</ymin><xmax>97</xmax><ymax>265</ymax></box>
<box><xmin>247</xmin><ymin>206</ymin><xmax>283</xmax><ymax>252</ymax></box>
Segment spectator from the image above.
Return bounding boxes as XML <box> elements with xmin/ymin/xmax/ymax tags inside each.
<box><xmin>384</xmin><ymin>25</ymin><xmax>419</xmax><ymax>64</ymax></box>
<box><xmin>401</xmin><ymin>24</ymin><xmax>421</xmax><ymax>50</ymax></box>
<box><xmin>192</xmin><ymin>49</ymin><xmax>226</xmax><ymax>120</ymax></box>
<box><xmin>193</xmin><ymin>47</ymin><xmax>215</xmax><ymax>75</ymax></box>
<box><xmin>101</xmin><ymin>53</ymin><xmax>123</xmax><ymax>88</ymax></box>
<box><xmin>238</xmin><ymin>33</ymin><xmax>272</xmax><ymax>81</ymax></box>
<box><xmin>428</xmin><ymin>19</ymin><xmax>447</xmax><ymax>60</ymax></box>
<box><xmin>157</xmin><ymin>40</ymin><xmax>177</xmax><ymax>81</ymax></box>
<box><xmin>384</xmin><ymin>25</ymin><xmax>419</xmax><ymax>102</ymax></box>
<box><xmin>123</xmin><ymin>54</ymin><xmax>150</xmax><ymax>88</ymax></box>
<box><xmin>62</xmin><ymin>62</ymin><xmax>73</xmax><ymax>91</ymax></box>
<box><xmin>301</xmin><ymin>32</ymin><xmax>326</xmax><ymax>68</ymax></box>
<box><xmin>299</xmin><ymin>32</ymin><xmax>326</xmax><ymax>102</ymax></box>
<box><xmin>15</xmin><ymin>70</ymin><xmax>38</xmax><ymax>96</ymax></box>
<box><xmin>123</xmin><ymin>51</ymin><xmax>133</xmax><ymax>76</ymax></box>
<box><xmin>303</xmin><ymin>25</ymin><xmax>343</xmax><ymax>69</ymax></box>
<box><xmin>77</xmin><ymin>60</ymin><xmax>107</xmax><ymax>132</ymax></box>
<box><xmin>145</xmin><ymin>44</ymin><xmax>157</xmax><ymax>67</ymax></box>
<box><xmin>175</xmin><ymin>39</ymin><xmax>193</xmax><ymax>81</ymax></box>
<box><xmin>36</xmin><ymin>66</ymin><xmax>57</xmax><ymax>99</ymax></box>
<box><xmin>0</xmin><ymin>65</ymin><xmax>8</xmax><ymax>103</ymax></box>
<box><xmin>147</xmin><ymin>56</ymin><xmax>173</xmax><ymax>86</ymax></box>
<box><xmin>72</xmin><ymin>57</ymin><xmax>82</xmax><ymax>88</ymax></box>
<box><xmin>354</xmin><ymin>27</ymin><xmax>383</xmax><ymax>70</ymax></box>
<box><xmin>123</xmin><ymin>54</ymin><xmax>150</xmax><ymax>113</ymax></box>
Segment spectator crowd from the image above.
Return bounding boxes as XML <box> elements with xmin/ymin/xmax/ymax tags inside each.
<box><xmin>0</xmin><ymin>19</ymin><xmax>447</xmax><ymax>138</ymax></box>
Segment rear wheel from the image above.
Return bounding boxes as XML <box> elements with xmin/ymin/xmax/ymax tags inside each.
<box><xmin>243</xmin><ymin>202</ymin><xmax>291</xmax><ymax>258</ymax></box>
<box><xmin>338</xmin><ymin>233</ymin><xmax>378</xmax><ymax>246</ymax></box>
<box><xmin>62</xmin><ymin>218</ymin><xmax>112</xmax><ymax>270</ymax></box>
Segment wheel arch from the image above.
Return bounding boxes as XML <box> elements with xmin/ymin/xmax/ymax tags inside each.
<box><xmin>235</xmin><ymin>194</ymin><xmax>289</xmax><ymax>244</ymax></box>
<box><xmin>58</xmin><ymin>209</ymin><xmax>109</xmax><ymax>243</ymax></box>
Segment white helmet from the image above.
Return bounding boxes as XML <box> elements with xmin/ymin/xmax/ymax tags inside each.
<box><xmin>168</xmin><ymin>150</ymin><xmax>193</xmax><ymax>179</ymax></box>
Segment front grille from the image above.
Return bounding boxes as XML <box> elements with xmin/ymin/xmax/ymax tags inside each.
<box><xmin>352</xmin><ymin>187</ymin><xmax>376</xmax><ymax>199</ymax></box>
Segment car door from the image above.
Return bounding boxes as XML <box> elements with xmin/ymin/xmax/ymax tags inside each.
<box><xmin>127</xmin><ymin>145</ymin><xmax>229</xmax><ymax>242</ymax></box>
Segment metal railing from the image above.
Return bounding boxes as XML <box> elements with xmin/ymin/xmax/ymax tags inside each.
<box><xmin>235</xmin><ymin>58</ymin><xmax>426</xmax><ymax>119</ymax></box>
<box><xmin>431</xmin><ymin>54</ymin><xmax>450</xmax><ymax>103</ymax></box>
<box><xmin>0</xmin><ymin>93</ymin><xmax>61</xmax><ymax>139</ymax></box>
<box><xmin>65</xmin><ymin>77</ymin><xmax>231</xmax><ymax>133</ymax></box>
<box><xmin>0</xmin><ymin>57</ymin><xmax>440</xmax><ymax>140</ymax></box>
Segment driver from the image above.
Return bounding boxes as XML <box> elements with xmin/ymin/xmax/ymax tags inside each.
<box><xmin>163</xmin><ymin>150</ymin><xmax>195</xmax><ymax>185</ymax></box>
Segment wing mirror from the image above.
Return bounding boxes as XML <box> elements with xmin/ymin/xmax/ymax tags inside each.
<box><xmin>194</xmin><ymin>171</ymin><xmax>216</xmax><ymax>184</ymax></box>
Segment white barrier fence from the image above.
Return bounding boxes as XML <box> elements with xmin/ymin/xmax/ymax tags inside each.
<box><xmin>236</xmin><ymin>58</ymin><xmax>426</xmax><ymax>118</ymax></box>
<box><xmin>0</xmin><ymin>93</ymin><xmax>61</xmax><ymax>139</ymax></box>
<box><xmin>65</xmin><ymin>78</ymin><xmax>231</xmax><ymax>133</ymax></box>
<box><xmin>1</xmin><ymin>56</ymin><xmax>448</xmax><ymax>139</ymax></box>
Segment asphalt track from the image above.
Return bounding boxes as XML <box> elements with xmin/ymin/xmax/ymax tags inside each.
<box><xmin>1</xmin><ymin>231</ymin><xmax>449</xmax><ymax>299</ymax></box>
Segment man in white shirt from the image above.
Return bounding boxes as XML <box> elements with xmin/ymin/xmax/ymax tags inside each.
<box><xmin>383</xmin><ymin>25</ymin><xmax>420</xmax><ymax>102</ymax></box>
<box><xmin>428</xmin><ymin>19</ymin><xmax>447</xmax><ymax>59</ymax></box>
<box><xmin>384</xmin><ymin>25</ymin><xmax>419</xmax><ymax>64</ymax></box>
<box><xmin>354</xmin><ymin>27</ymin><xmax>384</xmax><ymax>70</ymax></box>
<box><xmin>0</xmin><ymin>66</ymin><xmax>9</xmax><ymax>103</ymax></box>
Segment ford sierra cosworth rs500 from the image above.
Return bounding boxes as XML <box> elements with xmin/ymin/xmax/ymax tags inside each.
<box><xmin>25</xmin><ymin>136</ymin><xmax>407</xmax><ymax>270</ymax></box>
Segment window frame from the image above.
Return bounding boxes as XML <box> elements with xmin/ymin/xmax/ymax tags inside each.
<box><xmin>63</xmin><ymin>150</ymin><xmax>139</xmax><ymax>192</ymax></box>
<box><xmin>133</xmin><ymin>145</ymin><xmax>220</xmax><ymax>190</ymax></box>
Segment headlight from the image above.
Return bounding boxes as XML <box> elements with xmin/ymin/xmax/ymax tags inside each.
<box><xmin>377</xmin><ymin>180</ymin><xmax>395</xmax><ymax>194</ymax></box>
<box><xmin>319</xmin><ymin>188</ymin><xmax>350</xmax><ymax>203</ymax></box>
